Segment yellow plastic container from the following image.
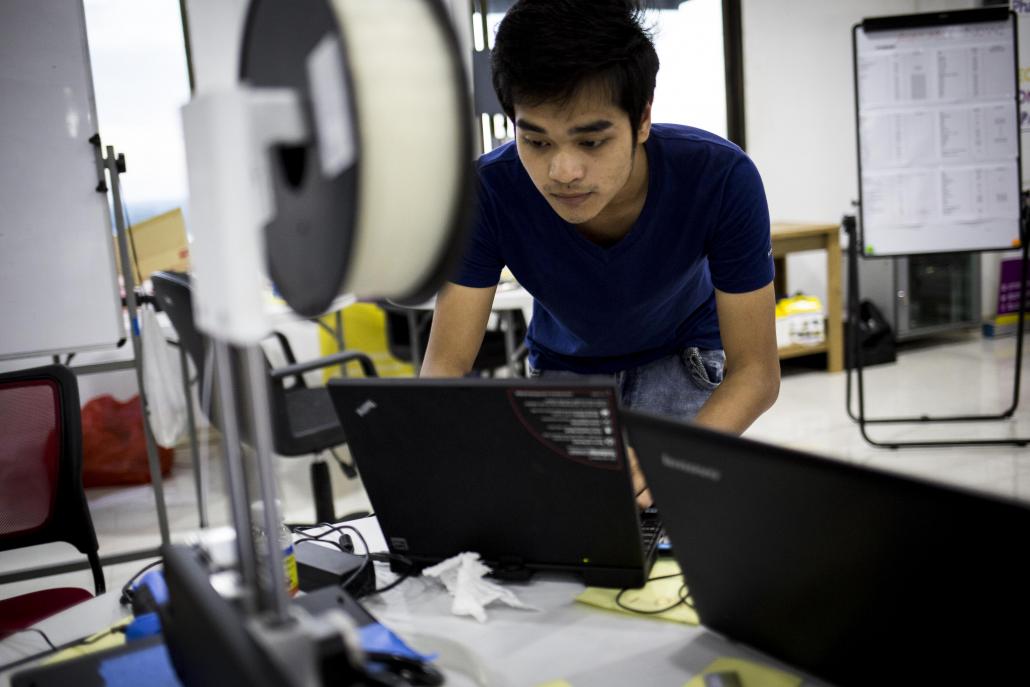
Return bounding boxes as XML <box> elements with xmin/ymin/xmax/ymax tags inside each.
<box><xmin>319</xmin><ymin>303</ymin><xmax>415</xmax><ymax>380</ymax></box>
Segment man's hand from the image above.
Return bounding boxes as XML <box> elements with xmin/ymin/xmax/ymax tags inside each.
<box><xmin>627</xmin><ymin>446</ymin><xmax>653</xmax><ymax>509</ymax></box>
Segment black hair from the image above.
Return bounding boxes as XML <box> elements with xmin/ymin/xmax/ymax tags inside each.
<box><xmin>491</xmin><ymin>0</ymin><xmax>660</xmax><ymax>144</ymax></box>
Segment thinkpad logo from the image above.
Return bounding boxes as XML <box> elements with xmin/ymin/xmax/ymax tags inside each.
<box><xmin>661</xmin><ymin>453</ymin><xmax>721</xmax><ymax>482</ymax></box>
<box><xmin>355</xmin><ymin>399</ymin><xmax>377</xmax><ymax>417</ymax></box>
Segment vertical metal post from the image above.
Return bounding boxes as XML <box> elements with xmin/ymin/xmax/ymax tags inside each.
<box><xmin>334</xmin><ymin>309</ymin><xmax>347</xmax><ymax>377</ymax></box>
<box><xmin>1009</xmin><ymin>213</ymin><xmax>1029</xmax><ymax>414</ymax></box>
<box><xmin>106</xmin><ymin>145</ymin><xmax>171</xmax><ymax>546</ymax></box>
<box><xmin>502</xmin><ymin>310</ymin><xmax>518</xmax><ymax>377</ymax></box>
<box><xmin>211</xmin><ymin>340</ymin><xmax>258</xmax><ymax>614</ymax></box>
<box><xmin>407</xmin><ymin>310</ymin><xmax>423</xmax><ymax>375</ymax></box>
<box><xmin>179</xmin><ymin>344</ymin><xmax>207</xmax><ymax>528</ymax></box>
<box><xmin>242</xmin><ymin>345</ymin><xmax>290</xmax><ymax>622</ymax></box>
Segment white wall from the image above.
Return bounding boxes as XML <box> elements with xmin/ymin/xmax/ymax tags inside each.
<box><xmin>742</xmin><ymin>0</ymin><xmax>989</xmax><ymax>311</ymax></box>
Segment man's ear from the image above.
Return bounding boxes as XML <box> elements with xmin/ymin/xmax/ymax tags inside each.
<box><xmin>637</xmin><ymin>101</ymin><xmax>653</xmax><ymax>144</ymax></box>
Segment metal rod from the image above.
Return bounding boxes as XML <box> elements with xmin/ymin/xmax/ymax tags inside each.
<box><xmin>1008</xmin><ymin>205</ymin><xmax>1029</xmax><ymax>414</ymax></box>
<box><xmin>212</xmin><ymin>339</ymin><xmax>259</xmax><ymax>613</ymax></box>
<box><xmin>69</xmin><ymin>360</ymin><xmax>137</xmax><ymax>375</ymax></box>
<box><xmin>106</xmin><ymin>145</ymin><xmax>171</xmax><ymax>545</ymax></box>
<box><xmin>407</xmin><ymin>310</ymin><xmax>423</xmax><ymax>374</ymax></box>
<box><xmin>843</xmin><ymin>214</ymin><xmax>1029</xmax><ymax>448</ymax></box>
<box><xmin>502</xmin><ymin>310</ymin><xmax>518</xmax><ymax>376</ymax></box>
<box><xmin>0</xmin><ymin>547</ymin><xmax>162</xmax><ymax>586</ymax></box>
<box><xmin>180</xmin><ymin>345</ymin><xmax>207</xmax><ymax>528</ymax></box>
<box><xmin>242</xmin><ymin>344</ymin><xmax>290</xmax><ymax>622</ymax></box>
<box><xmin>334</xmin><ymin>310</ymin><xmax>346</xmax><ymax>377</ymax></box>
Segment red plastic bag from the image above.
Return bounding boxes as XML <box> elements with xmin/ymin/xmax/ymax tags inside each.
<box><xmin>81</xmin><ymin>395</ymin><xmax>173</xmax><ymax>487</ymax></box>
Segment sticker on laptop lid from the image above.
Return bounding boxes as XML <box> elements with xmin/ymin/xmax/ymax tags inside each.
<box><xmin>507</xmin><ymin>388</ymin><xmax>622</xmax><ymax>469</ymax></box>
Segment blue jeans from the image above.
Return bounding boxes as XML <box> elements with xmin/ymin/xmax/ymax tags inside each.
<box><xmin>528</xmin><ymin>347</ymin><xmax>726</xmax><ymax>420</ymax></box>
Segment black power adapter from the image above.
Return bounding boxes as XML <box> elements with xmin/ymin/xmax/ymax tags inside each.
<box><xmin>295</xmin><ymin>540</ymin><xmax>376</xmax><ymax>597</ymax></box>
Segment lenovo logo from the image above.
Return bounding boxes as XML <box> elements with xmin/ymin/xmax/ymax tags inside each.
<box><xmin>661</xmin><ymin>453</ymin><xmax>721</xmax><ymax>482</ymax></box>
<box><xmin>355</xmin><ymin>400</ymin><xmax>377</xmax><ymax>417</ymax></box>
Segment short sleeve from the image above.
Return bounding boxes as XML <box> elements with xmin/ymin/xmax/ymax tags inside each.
<box><xmin>451</xmin><ymin>179</ymin><xmax>505</xmax><ymax>288</ymax></box>
<box><xmin>706</xmin><ymin>156</ymin><xmax>774</xmax><ymax>294</ymax></box>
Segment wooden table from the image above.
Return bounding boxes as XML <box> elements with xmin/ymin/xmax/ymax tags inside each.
<box><xmin>771</xmin><ymin>222</ymin><xmax>843</xmax><ymax>373</ymax></box>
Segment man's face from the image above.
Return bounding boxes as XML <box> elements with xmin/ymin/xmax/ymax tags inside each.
<box><xmin>513</xmin><ymin>86</ymin><xmax>651</xmax><ymax>225</ymax></box>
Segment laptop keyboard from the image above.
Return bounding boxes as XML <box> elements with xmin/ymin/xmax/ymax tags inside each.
<box><xmin>640</xmin><ymin>506</ymin><xmax>663</xmax><ymax>550</ymax></box>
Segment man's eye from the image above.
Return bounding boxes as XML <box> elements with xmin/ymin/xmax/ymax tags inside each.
<box><xmin>580</xmin><ymin>139</ymin><xmax>607</xmax><ymax>149</ymax></box>
<box><xmin>523</xmin><ymin>138</ymin><xmax>549</xmax><ymax>149</ymax></box>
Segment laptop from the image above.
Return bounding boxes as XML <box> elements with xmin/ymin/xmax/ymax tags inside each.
<box><xmin>328</xmin><ymin>377</ymin><xmax>660</xmax><ymax>588</ymax></box>
<box><xmin>622</xmin><ymin>409</ymin><xmax>1030</xmax><ymax>686</ymax></box>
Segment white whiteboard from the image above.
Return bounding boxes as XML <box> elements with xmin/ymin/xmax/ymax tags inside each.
<box><xmin>854</xmin><ymin>10</ymin><xmax>1022</xmax><ymax>257</ymax></box>
<box><xmin>0</xmin><ymin>0</ymin><xmax>123</xmax><ymax>361</ymax></box>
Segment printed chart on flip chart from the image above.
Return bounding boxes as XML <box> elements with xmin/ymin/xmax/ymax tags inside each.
<box><xmin>855</xmin><ymin>18</ymin><xmax>1021</xmax><ymax>256</ymax></box>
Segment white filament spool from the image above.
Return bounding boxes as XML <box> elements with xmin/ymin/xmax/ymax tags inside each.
<box><xmin>241</xmin><ymin>0</ymin><xmax>472</xmax><ymax>316</ymax></box>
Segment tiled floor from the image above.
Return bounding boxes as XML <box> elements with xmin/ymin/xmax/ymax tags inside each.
<box><xmin>2</xmin><ymin>331</ymin><xmax>1028</xmax><ymax>605</ymax></box>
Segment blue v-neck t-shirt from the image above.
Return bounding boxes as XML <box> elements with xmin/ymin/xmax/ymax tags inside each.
<box><xmin>453</xmin><ymin>123</ymin><xmax>774</xmax><ymax>374</ymax></box>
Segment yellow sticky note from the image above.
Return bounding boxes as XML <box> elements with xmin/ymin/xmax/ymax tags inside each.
<box><xmin>575</xmin><ymin>559</ymin><xmax>699</xmax><ymax>625</ymax></box>
<box><xmin>683</xmin><ymin>657</ymin><xmax>801</xmax><ymax>687</ymax></box>
<box><xmin>535</xmin><ymin>681</ymin><xmax>575</xmax><ymax>687</ymax></box>
<box><xmin>42</xmin><ymin>617</ymin><xmax>132</xmax><ymax>666</ymax></box>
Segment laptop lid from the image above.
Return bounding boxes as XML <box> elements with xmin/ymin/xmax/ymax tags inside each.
<box><xmin>329</xmin><ymin>377</ymin><xmax>653</xmax><ymax>587</ymax></box>
<box><xmin>623</xmin><ymin>409</ymin><xmax>1030</xmax><ymax>686</ymax></box>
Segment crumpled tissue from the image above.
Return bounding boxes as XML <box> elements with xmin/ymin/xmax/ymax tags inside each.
<box><xmin>422</xmin><ymin>552</ymin><xmax>537</xmax><ymax>623</ymax></box>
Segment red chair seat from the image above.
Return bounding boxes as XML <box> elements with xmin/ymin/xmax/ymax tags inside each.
<box><xmin>0</xmin><ymin>587</ymin><xmax>94</xmax><ymax>639</ymax></box>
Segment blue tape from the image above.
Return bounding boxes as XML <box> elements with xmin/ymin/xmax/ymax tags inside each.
<box><xmin>358</xmin><ymin>623</ymin><xmax>435</xmax><ymax>662</ymax></box>
<box><xmin>98</xmin><ymin>643</ymin><xmax>181</xmax><ymax>686</ymax></box>
<box><xmin>137</xmin><ymin>570</ymin><xmax>169</xmax><ymax>606</ymax></box>
<box><xmin>125</xmin><ymin>612</ymin><xmax>162</xmax><ymax>640</ymax></box>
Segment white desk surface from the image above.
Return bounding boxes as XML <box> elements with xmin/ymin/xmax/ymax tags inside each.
<box><xmin>0</xmin><ymin>517</ymin><xmax>828</xmax><ymax>687</ymax></box>
<box><xmin>401</xmin><ymin>283</ymin><xmax>534</xmax><ymax>325</ymax></box>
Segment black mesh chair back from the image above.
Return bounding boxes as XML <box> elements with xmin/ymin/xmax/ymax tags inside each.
<box><xmin>381</xmin><ymin>303</ymin><xmax>525</xmax><ymax>375</ymax></box>
<box><xmin>152</xmin><ymin>271</ymin><xmax>377</xmax><ymax>522</ymax></box>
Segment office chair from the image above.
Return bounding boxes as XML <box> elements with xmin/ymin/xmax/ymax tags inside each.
<box><xmin>380</xmin><ymin>302</ymin><xmax>526</xmax><ymax>376</ymax></box>
<box><xmin>151</xmin><ymin>271</ymin><xmax>378</xmax><ymax>524</ymax></box>
<box><xmin>0</xmin><ymin>364</ymin><xmax>105</xmax><ymax>639</ymax></box>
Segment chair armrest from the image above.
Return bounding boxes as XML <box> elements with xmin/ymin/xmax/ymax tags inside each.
<box><xmin>268</xmin><ymin>331</ymin><xmax>300</xmax><ymax>365</ymax></box>
<box><xmin>269</xmin><ymin>351</ymin><xmax>378</xmax><ymax>380</ymax></box>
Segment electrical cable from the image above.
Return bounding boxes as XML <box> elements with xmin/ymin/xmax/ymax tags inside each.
<box><xmin>613</xmin><ymin>572</ymin><xmax>693</xmax><ymax>615</ymax></box>
<box><xmin>290</xmin><ymin>522</ymin><xmax>372</xmax><ymax>592</ymax></box>
<box><xmin>289</xmin><ymin>522</ymin><xmax>414</xmax><ymax>596</ymax></box>
<box><xmin>7</xmin><ymin>628</ymin><xmax>56</xmax><ymax>651</ymax></box>
<box><xmin>372</xmin><ymin>571</ymin><xmax>411</xmax><ymax>595</ymax></box>
<box><xmin>119</xmin><ymin>558</ymin><xmax>164</xmax><ymax>606</ymax></box>
<box><xmin>0</xmin><ymin>625</ymin><xmax>127</xmax><ymax>673</ymax></box>
<box><xmin>328</xmin><ymin>446</ymin><xmax>358</xmax><ymax>479</ymax></box>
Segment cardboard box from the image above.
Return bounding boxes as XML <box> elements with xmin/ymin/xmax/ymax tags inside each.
<box><xmin>113</xmin><ymin>207</ymin><xmax>190</xmax><ymax>282</ymax></box>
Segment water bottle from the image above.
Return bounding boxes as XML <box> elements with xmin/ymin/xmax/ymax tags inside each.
<box><xmin>251</xmin><ymin>500</ymin><xmax>299</xmax><ymax>597</ymax></box>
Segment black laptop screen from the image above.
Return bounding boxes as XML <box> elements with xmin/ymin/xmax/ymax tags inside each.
<box><xmin>329</xmin><ymin>378</ymin><xmax>653</xmax><ymax>588</ymax></box>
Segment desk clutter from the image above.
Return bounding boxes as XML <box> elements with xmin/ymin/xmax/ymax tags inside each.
<box><xmin>7</xmin><ymin>377</ymin><xmax>1030</xmax><ymax>685</ymax></box>
<box><xmin>774</xmin><ymin>294</ymin><xmax>825</xmax><ymax>349</ymax></box>
<box><xmin>422</xmin><ymin>553</ymin><xmax>536</xmax><ymax>623</ymax></box>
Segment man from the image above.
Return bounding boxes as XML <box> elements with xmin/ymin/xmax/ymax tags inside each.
<box><xmin>422</xmin><ymin>0</ymin><xmax>779</xmax><ymax>502</ymax></box>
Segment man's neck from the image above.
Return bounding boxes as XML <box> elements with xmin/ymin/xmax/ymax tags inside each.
<box><xmin>577</xmin><ymin>143</ymin><xmax>649</xmax><ymax>247</ymax></box>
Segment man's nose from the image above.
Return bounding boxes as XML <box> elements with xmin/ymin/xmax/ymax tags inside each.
<box><xmin>549</xmin><ymin>150</ymin><xmax>584</xmax><ymax>185</ymax></box>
